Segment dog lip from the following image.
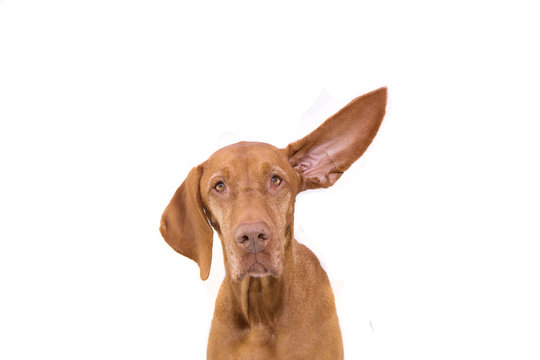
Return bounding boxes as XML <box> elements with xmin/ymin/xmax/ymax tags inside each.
<box><xmin>247</xmin><ymin>260</ymin><xmax>270</xmax><ymax>277</ymax></box>
<box><xmin>234</xmin><ymin>253</ymin><xmax>279</xmax><ymax>280</ymax></box>
<box><xmin>249</xmin><ymin>260</ymin><xmax>267</xmax><ymax>271</ymax></box>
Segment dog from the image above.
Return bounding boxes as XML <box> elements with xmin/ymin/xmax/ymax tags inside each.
<box><xmin>160</xmin><ymin>87</ymin><xmax>387</xmax><ymax>359</ymax></box>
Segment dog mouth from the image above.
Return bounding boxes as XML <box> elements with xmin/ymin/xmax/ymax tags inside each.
<box><xmin>234</xmin><ymin>252</ymin><xmax>280</xmax><ymax>281</ymax></box>
<box><xmin>248</xmin><ymin>260</ymin><xmax>269</xmax><ymax>277</ymax></box>
<box><xmin>231</xmin><ymin>249</ymin><xmax>283</xmax><ymax>282</ymax></box>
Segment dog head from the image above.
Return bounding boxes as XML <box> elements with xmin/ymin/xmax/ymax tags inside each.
<box><xmin>160</xmin><ymin>87</ymin><xmax>387</xmax><ymax>281</ymax></box>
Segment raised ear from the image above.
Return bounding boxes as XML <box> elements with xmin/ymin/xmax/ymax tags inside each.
<box><xmin>159</xmin><ymin>165</ymin><xmax>214</xmax><ymax>280</ymax></box>
<box><xmin>284</xmin><ymin>87</ymin><xmax>387</xmax><ymax>191</ymax></box>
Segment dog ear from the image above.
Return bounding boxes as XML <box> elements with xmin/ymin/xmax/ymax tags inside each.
<box><xmin>160</xmin><ymin>165</ymin><xmax>214</xmax><ymax>280</ymax></box>
<box><xmin>284</xmin><ymin>87</ymin><xmax>387</xmax><ymax>191</ymax></box>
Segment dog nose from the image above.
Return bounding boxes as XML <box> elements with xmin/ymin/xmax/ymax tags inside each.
<box><xmin>235</xmin><ymin>222</ymin><xmax>271</xmax><ymax>253</ymax></box>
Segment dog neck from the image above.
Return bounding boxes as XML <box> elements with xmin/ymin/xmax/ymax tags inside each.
<box><xmin>232</xmin><ymin>276</ymin><xmax>286</xmax><ymax>326</ymax></box>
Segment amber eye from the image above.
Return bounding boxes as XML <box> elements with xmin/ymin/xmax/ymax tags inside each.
<box><xmin>270</xmin><ymin>175</ymin><xmax>282</xmax><ymax>187</ymax></box>
<box><xmin>214</xmin><ymin>182</ymin><xmax>226</xmax><ymax>193</ymax></box>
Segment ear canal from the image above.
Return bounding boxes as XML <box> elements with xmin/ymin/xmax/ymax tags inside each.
<box><xmin>284</xmin><ymin>87</ymin><xmax>387</xmax><ymax>191</ymax></box>
<box><xmin>160</xmin><ymin>165</ymin><xmax>214</xmax><ymax>280</ymax></box>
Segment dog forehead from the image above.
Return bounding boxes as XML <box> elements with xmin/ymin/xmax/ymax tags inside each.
<box><xmin>206</xmin><ymin>141</ymin><xmax>288</xmax><ymax>169</ymax></box>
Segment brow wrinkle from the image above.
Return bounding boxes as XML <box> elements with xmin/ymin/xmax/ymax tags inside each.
<box><xmin>244</xmin><ymin>158</ymin><xmax>250</xmax><ymax>188</ymax></box>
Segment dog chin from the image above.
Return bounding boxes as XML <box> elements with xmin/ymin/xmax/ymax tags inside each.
<box><xmin>234</xmin><ymin>261</ymin><xmax>280</xmax><ymax>281</ymax></box>
<box><xmin>248</xmin><ymin>261</ymin><xmax>271</xmax><ymax>277</ymax></box>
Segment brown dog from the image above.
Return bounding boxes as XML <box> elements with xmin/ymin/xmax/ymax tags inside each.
<box><xmin>160</xmin><ymin>87</ymin><xmax>387</xmax><ymax>359</ymax></box>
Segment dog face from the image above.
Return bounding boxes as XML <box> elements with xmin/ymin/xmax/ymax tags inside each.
<box><xmin>160</xmin><ymin>87</ymin><xmax>387</xmax><ymax>281</ymax></box>
<box><xmin>200</xmin><ymin>142</ymin><xmax>300</xmax><ymax>281</ymax></box>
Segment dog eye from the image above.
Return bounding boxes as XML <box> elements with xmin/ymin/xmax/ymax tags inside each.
<box><xmin>214</xmin><ymin>182</ymin><xmax>226</xmax><ymax>192</ymax></box>
<box><xmin>270</xmin><ymin>175</ymin><xmax>282</xmax><ymax>187</ymax></box>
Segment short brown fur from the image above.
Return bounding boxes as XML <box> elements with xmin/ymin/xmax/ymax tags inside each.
<box><xmin>160</xmin><ymin>87</ymin><xmax>388</xmax><ymax>359</ymax></box>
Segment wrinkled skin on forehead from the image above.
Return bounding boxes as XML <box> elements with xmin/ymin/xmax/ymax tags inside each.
<box><xmin>200</xmin><ymin>142</ymin><xmax>300</xmax><ymax>282</ymax></box>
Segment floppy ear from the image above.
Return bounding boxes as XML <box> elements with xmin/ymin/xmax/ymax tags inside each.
<box><xmin>159</xmin><ymin>165</ymin><xmax>214</xmax><ymax>280</ymax></box>
<box><xmin>284</xmin><ymin>87</ymin><xmax>387</xmax><ymax>191</ymax></box>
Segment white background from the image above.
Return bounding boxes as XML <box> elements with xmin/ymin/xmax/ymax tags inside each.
<box><xmin>1</xmin><ymin>1</ymin><xmax>539</xmax><ymax>359</ymax></box>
